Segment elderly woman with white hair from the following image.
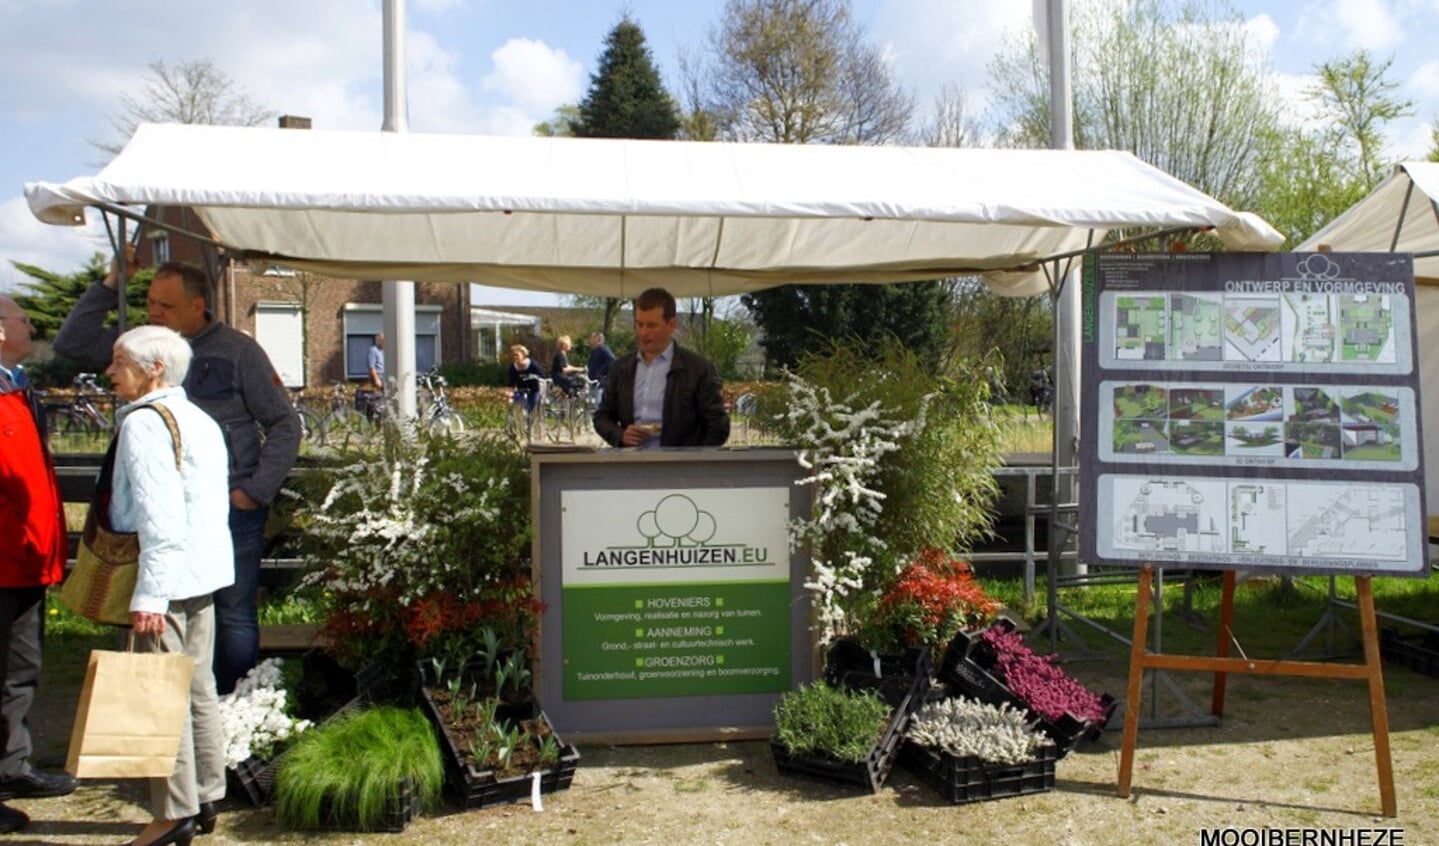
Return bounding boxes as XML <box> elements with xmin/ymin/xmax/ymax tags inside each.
<box><xmin>104</xmin><ymin>325</ymin><xmax>232</xmax><ymax>846</ymax></box>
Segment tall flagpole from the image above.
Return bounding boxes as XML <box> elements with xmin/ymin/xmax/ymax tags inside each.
<box><xmin>383</xmin><ymin>0</ymin><xmax>417</xmax><ymax>417</ymax></box>
<box><xmin>1044</xmin><ymin>0</ymin><xmax>1083</xmax><ymax>577</ymax></box>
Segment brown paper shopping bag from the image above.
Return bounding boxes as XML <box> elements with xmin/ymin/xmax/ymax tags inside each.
<box><xmin>65</xmin><ymin>649</ymin><xmax>196</xmax><ymax>778</ymax></box>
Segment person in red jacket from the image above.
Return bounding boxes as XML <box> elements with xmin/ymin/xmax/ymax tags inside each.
<box><xmin>0</xmin><ymin>296</ymin><xmax>78</xmax><ymax>835</ymax></box>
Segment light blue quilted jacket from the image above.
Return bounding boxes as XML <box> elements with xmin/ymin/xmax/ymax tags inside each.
<box><xmin>108</xmin><ymin>386</ymin><xmax>235</xmax><ymax>614</ymax></box>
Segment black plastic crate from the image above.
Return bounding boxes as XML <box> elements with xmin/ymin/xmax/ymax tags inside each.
<box><xmin>823</xmin><ymin>638</ymin><xmax>932</xmax><ymax>710</ymax></box>
<box><xmin>1380</xmin><ymin>628</ymin><xmax>1439</xmax><ymax>678</ymax></box>
<box><xmin>770</xmin><ymin>665</ymin><xmax>926</xmax><ymax>794</ymax></box>
<box><xmin>302</xmin><ymin>776</ymin><xmax>421</xmax><ymax>833</ymax></box>
<box><xmin>416</xmin><ymin>682</ymin><xmax>579</xmax><ymax>811</ymax></box>
<box><xmin>939</xmin><ymin>624</ymin><xmax>1112</xmax><ymax>758</ymax></box>
<box><xmin>898</xmin><ymin>741</ymin><xmax>1058</xmax><ymax>805</ymax></box>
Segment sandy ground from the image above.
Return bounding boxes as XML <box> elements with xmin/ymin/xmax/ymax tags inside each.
<box><xmin>14</xmin><ymin>631</ymin><xmax>1439</xmax><ymax>846</ymax></box>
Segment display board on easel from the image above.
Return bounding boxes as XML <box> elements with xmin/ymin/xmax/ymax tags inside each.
<box><xmin>1077</xmin><ymin>252</ymin><xmax>1426</xmax><ymax>816</ymax></box>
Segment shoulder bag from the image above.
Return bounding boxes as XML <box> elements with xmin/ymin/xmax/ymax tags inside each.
<box><xmin>58</xmin><ymin>403</ymin><xmax>182</xmax><ymax>626</ymax></box>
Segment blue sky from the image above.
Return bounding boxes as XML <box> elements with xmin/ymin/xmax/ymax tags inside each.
<box><xmin>1</xmin><ymin>0</ymin><xmax>1436</xmax><ymax>301</ymax></box>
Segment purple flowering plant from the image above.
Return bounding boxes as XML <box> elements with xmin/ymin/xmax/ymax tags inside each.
<box><xmin>981</xmin><ymin>625</ymin><xmax>1108</xmax><ymax>724</ymax></box>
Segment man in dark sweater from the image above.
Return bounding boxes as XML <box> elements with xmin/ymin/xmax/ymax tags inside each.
<box><xmin>55</xmin><ymin>258</ymin><xmax>300</xmax><ymax>694</ymax></box>
<box><xmin>592</xmin><ymin>288</ymin><xmax>729</xmax><ymax>448</ymax></box>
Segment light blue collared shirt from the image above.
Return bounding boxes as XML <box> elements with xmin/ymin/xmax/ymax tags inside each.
<box><xmin>632</xmin><ymin>341</ymin><xmax>674</xmax><ymax>444</ymax></box>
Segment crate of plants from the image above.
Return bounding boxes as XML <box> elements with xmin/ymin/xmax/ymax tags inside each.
<box><xmin>900</xmin><ymin>695</ymin><xmax>1058</xmax><ymax>805</ymax></box>
<box><xmin>1379</xmin><ymin>627</ymin><xmax>1439</xmax><ymax>678</ymax></box>
<box><xmin>417</xmin><ymin>643</ymin><xmax>580</xmax><ymax>810</ymax></box>
<box><xmin>939</xmin><ymin>621</ymin><xmax>1112</xmax><ymax>758</ymax></box>
<box><xmin>769</xmin><ymin>674</ymin><xmax>921</xmax><ymax>794</ymax></box>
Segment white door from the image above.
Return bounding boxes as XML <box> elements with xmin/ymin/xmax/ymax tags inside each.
<box><xmin>255</xmin><ymin>303</ymin><xmax>305</xmax><ymax>388</ymax></box>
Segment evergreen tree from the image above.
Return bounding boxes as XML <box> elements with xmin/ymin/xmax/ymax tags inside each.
<box><xmin>569</xmin><ymin>15</ymin><xmax>681</xmax><ymax>336</ymax></box>
<box><xmin>741</xmin><ymin>281</ymin><xmax>950</xmax><ymax>373</ymax></box>
<box><xmin>571</xmin><ymin>16</ymin><xmax>680</xmax><ymax>140</ymax></box>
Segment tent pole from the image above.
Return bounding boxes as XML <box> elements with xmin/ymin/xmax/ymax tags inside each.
<box><xmin>382</xmin><ymin>0</ymin><xmax>417</xmax><ymax>418</ymax></box>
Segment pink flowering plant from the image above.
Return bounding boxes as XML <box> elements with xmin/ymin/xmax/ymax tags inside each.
<box><xmin>981</xmin><ymin>626</ymin><xmax>1108</xmax><ymax>724</ymax></box>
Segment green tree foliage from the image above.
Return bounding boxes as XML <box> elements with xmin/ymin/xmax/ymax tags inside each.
<box><xmin>741</xmin><ymin>281</ymin><xmax>949</xmax><ymax>372</ymax></box>
<box><xmin>1309</xmin><ymin>51</ymin><xmax>1414</xmax><ymax>191</ymax></box>
<box><xmin>533</xmin><ymin>103</ymin><xmax>580</xmax><ymax>137</ymax></box>
<box><xmin>988</xmin><ymin>0</ymin><xmax>1283</xmax><ymax>218</ymax></box>
<box><xmin>696</xmin><ymin>0</ymin><xmax>912</xmax><ymax>144</ymax></box>
<box><xmin>683</xmin><ymin>314</ymin><xmax>753</xmax><ymax>380</ymax></box>
<box><xmin>1429</xmin><ymin>121</ymin><xmax>1439</xmax><ymax>162</ymax></box>
<box><xmin>1252</xmin><ymin>51</ymin><xmax>1413</xmax><ymax>246</ymax></box>
<box><xmin>95</xmin><ymin>59</ymin><xmax>273</xmax><ymax>158</ymax></box>
<box><xmin>571</xmin><ymin>16</ymin><xmax>680</xmax><ymax>140</ymax></box>
<box><xmin>944</xmin><ymin>278</ymin><xmax>1052</xmax><ymax>402</ymax></box>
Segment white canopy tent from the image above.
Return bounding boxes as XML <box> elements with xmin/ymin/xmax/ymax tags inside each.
<box><xmin>1299</xmin><ymin>162</ymin><xmax>1439</xmax><ymax>500</ymax></box>
<box><xmin>26</xmin><ymin>123</ymin><xmax>1282</xmax><ymax>299</ymax></box>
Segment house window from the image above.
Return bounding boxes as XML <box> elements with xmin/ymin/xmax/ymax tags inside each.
<box><xmin>343</xmin><ymin>306</ymin><xmax>442</xmax><ymax>379</ymax></box>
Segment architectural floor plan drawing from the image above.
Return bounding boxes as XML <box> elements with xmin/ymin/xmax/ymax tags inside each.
<box><xmin>1287</xmin><ymin>485</ymin><xmax>1407</xmax><ymax>560</ymax></box>
<box><xmin>1230</xmin><ymin>483</ymin><xmax>1287</xmax><ymax>555</ymax></box>
<box><xmin>1112</xmin><ymin>478</ymin><xmax>1226</xmax><ymax>554</ymax></box>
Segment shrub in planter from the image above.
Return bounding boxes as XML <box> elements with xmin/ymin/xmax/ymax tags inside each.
<box><xmin>773</xmin><ymin>682</ymin><xmax>891</xmax><ymax>763</ymax></box>
<box><xmin>274</xmin><ymin>706</ymin><xmax>443</xmax><ymax>832</ymax></box>
<box><xmin>906</xmin><ymin>697</ymin><xmax>1049</xmax><ymax>766</ymax></box>
<box><xmin>854</xmin><ymin>547</ymin><xmax>1000</xmax><ymax>657</ymax></box>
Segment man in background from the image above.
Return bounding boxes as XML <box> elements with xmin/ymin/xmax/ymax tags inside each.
<box><xmin>593</xmin><ymin>288</ymin><xmax>729</xmax><ymax>448</ymax></box>
<box><xmin>0</xmin><ymin>296</ymin><xmax>78</xmax><ymax>833</ymax></box>
<box><xmin>55</xmin><ymin>258</ymin><xmax>301</xmax><ymax>695</ymax></box>
<box><xmin>366</xmin><ymin>332</ymin><xmax>385</xmax><ymax>390</ymax></box>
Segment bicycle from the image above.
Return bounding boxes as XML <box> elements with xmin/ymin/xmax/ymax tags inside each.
<box><xmin>288</xmin><ymin>387</ymin><xmax>326</xmax><ymax>445</ymax></box>
<box><xmin>417</xmin><ymin>369</ymin><xmax>465</xmax><ymax>436</ymax></box>
<box><xmin>42</xmin><ymin>373</ymin><xmax>115</xmax><ymax>440</ymax></box>
<box><xmin>322</xmin><ymin>381</ymin><xmax>376</xmax><ymax>443</ymax></box>
<box><xmin>544</xmin><ymin>373</ymin><xmax>600</xmax><ymax>443</ymax></box>
<box><xmin>504</xmin><ymin>375</ymin><xmax>548</xmax><ymax>444</ymax></box>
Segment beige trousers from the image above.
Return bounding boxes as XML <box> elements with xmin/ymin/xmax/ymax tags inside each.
<box><xmin>135</xmin><ymin>596</ymin><xmax>225</xmax><ymax>821</ymax></box>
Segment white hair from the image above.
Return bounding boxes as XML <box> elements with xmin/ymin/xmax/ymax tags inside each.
<box><xmin>115</xmin><ymin>325</ymin><xmax>192</xmax><ymax>387</ymax></box>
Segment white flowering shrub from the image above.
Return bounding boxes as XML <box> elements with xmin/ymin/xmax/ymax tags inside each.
<box><xmin>906</xmin><ymin>696</ymin><xmax>1050</xmax><ymax>765</ymax></box>
<box><xmin>284</xmin><ymin>426</ymin><xmax>536</xmax><ymax>670</ymax></box>
<box><xmin>219</xmin><ymin>658</ymin><xmax>312</xmax><ymax>767</ymax></box>
<box><xmin>772</xmin><ymin>338</ymin><xmax>1003</xmax><ymax>645</ymax></box>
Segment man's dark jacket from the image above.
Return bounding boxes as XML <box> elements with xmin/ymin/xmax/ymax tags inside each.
<box><xmin>593</xmin><ymin>343</ymin><xmax>730</xmax><ymax>447</ymax></box>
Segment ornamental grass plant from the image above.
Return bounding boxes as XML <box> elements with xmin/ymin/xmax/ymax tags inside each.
<box><xmin>274</xmin><ymin>706</ymin><xmax>443</xmax><ymax>832</ymax></box>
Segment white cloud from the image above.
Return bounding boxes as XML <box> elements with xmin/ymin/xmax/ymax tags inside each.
<box><xmin>1330</xmin><ymin>0</ymin><xmax>1404</xmax><ymax>52</ymax></box>
<box><xmin>1242</xmin><ymin>13</ymin><xmax>1281</xmax><ymax>56</ymax></box>
<box><xmin>870</xmin><ymin>0</ymin><xmax>1031</xmax><ymax>116</ymax></box>
<box><xmin>481</xmin><ymin>38</ymin><xmax>585</xmax><ymax>116</ymax></box>
<box><xmin>0</xmin><ymin>197</ymin><xmax>107</xmax><ymax>291</ymax></box>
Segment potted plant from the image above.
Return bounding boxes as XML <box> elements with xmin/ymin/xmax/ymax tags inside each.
<box><xmin>769</xmin><ymin>681</ymin><xmax>908</xmax><ymax>793</ymax></box>
<box><xmin>273</xmin><ymin>705</ymin><xmax>443</xmax><ymax>833</ymax></box>
<box><xmin>900</xmin><ymin>695</ymin><xmax>1057</xmax><ymax>805</ymax></box>
<box><xmin>853</xmin><ymin>547</ymin><xmax>1000</xmax><ymax>658</ymax></box>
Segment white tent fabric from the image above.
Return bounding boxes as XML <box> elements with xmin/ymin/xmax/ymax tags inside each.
<box><xmin>1299</xmin><ymin>162</ymin><xmax>1439</xmax><ymax>285</ymax></box>
<box><xmin>1299</xmin><ymin>163</ymin><xmax>1439</xmax><ymax>502</ymax></box>
<box><xmin>26</xmin><ymin>123</ymin><xmax>1282</xmax><ymax>299</ymax></box>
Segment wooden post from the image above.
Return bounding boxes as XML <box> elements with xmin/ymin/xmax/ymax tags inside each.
<box><xmin>1115</xmin><ymin>564</ymin><xmax>1153</xmax><ymax>798</ymax></box>
<box><xmin>1356</xmin><ymin>576</ymin><xmax>1396</xmax><ymax>817</ymax></box>
<box><xmin>1210</xmin><ymin>570</ymin><xmax>1235</xmax><ymax>717</ymax></box>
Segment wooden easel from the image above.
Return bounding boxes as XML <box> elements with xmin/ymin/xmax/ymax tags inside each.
<box><xmin>1115</xmin><ymin>565</ymin><xmax>1396</xmax><ymax>816</ymax></box>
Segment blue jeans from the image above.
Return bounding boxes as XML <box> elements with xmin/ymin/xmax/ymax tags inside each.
<box><xmin>213</xmin><ymin>504</ymin><xmax>267</xmax><ymax>695</ymax></box>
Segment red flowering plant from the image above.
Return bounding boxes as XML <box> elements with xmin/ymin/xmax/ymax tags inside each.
<box><xmin>855</xmin><ymin>547</ymin><xmax>1000</xmax><ymax>658</ymax></box>
<box><xmin>981</xmin><ymin>625</ymin><xmax>1108</xmax><ymax>723</ymax></box>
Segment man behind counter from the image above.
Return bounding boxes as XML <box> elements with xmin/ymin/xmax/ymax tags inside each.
<box><xmin>592</xmin><ymin>287</ymin><xmax>729</xmax><ymax>448</ymax></box>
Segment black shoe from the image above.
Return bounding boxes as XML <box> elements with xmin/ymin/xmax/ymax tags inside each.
<box><xmin>0</xmin><ymin>768</ymin><xmax>77</xmax><ymax>800</ymax></box>
<box><xmin>194</xmin><ymin>802</ymin><xmax>218</xmax><ymax>835</ymax></box>
<box><xmin>127</xmin><ymin>817</ymin><xmax>194</xmax><ymax>846</ymax></box>
<box><xmin>0</xmin><ymin>804</ymin><xmax>26</xmax><ymax>834</ymax></box>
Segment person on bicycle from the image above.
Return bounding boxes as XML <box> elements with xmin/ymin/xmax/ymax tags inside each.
<box><xmin>1028</xmin><ymin>363</ymin><xmax>1053</xmax><ymax>410</ymax></box>
<box><xmin>506</xmin><ymin>344</ymin><xmax>545</xmax><ymax>413</ymax></box>
<box><xmin>550</xmin><ymin>335</ymin><xmax>584</xmax><ymax>397</ymax></box>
